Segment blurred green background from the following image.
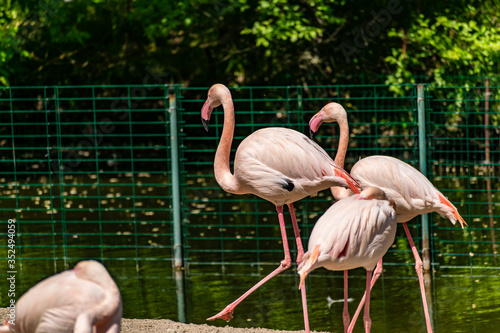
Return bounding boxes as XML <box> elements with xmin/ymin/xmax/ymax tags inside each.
<box><xmin>1</xmin><ymin>0</ymin><xmax>498</xmax><ymax>87</ymax></box>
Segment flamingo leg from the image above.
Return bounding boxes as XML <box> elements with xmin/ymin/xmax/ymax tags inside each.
<box><xmin>288</xmin><ymin>203</ymin><xmax>304</xmax><ymax>264</ymax></box>
<box><xmin>207</xmin><ymin>205</ymin><xmax>293</xmax><ymax>322</ymax></box>
<box><xmin>343</xmin><ymin>270</ymin><xmax>350</xmax><ymax>333</ymax></box>
<box><xmin>287</xmin><ymin>203</ymin><xmax>310</xmax><ymax>333</ymax></box>
<box><xmin>348</xmin><ymin>259</ymin><xmax>383</xmax><ymax>332</ymax></box>
<box><xmin>363</xmin><ymin>270</ymin><xmax>373</xmax><ymax>333</ymax></box>
<box><xmin>402</xmin><ymin>222</ymin><xmax>433</xmax><ymax>333</ymax></box>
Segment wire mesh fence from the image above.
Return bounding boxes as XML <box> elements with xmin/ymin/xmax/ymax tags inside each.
<box><xmin>0</xmin><ymin>82</ymin><xmax>498</xmax><ymax>327</ymax></box>
<box><xmin>427</xmin><ymin>83</ymin><xmax>500</xmax><ymax>271</ymax></box>
<box><xmin>179</xmin><ymin>84</ymin><xmax>424</xmax><ymax>278</ymax></box>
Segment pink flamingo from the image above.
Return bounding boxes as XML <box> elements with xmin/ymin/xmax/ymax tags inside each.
<box><xmin>201</xmin><ymin>84</ymin><xmax>361</xmax><ymax>330</ymax></box>
<box><xmin>298</xmin><ymin>187</ymin><xmax>397</xmax><ymax>333</ymax></box>
<box><xmin>309</xmin><ymin>102</ymin><xmax>467</xmax><ymax>332</ymax></box>
<box><xmin>1</xmin><ymin>260</ymin><xmax>122</xmax><ymax>333</ymax></box>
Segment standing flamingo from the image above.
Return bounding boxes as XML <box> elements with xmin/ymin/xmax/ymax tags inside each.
<box><xmin>309</xmin><ymin>102</ymin><xmax>467</xmax><ymax>332</ymax></box>
<box><xmin>1</xmin><ymin>260</ymin><xmax>122</xmax><ymax>333</ymax></box>
<box><xmin>201</xmin><ymin>84</ymin><xmax>361</xmax><ymax>329</ymax></box>
<box><xmin>298</xmin><ymin>187</ymin><xmax>397</xmax><ymax>333</ymax></box>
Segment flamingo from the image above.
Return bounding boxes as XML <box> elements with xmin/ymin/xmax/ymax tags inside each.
<box><xmin>309</xmin><ymin>102</ymin><xmax>467</xmax><ymax>332</ymax></box>
<box><xmin>0</xmin><ymin>260</ymin><xmax>122</xmax><ymax>333</ymax></box>
<box><xmin>298</xmin><ymin>187</ymin><xmax>397</xmax><ymax>333</ymax></box>
<box><xmin>201</xmin><ymin>84</ymin><xmax>361</xmax><ymax>329</ymax></box>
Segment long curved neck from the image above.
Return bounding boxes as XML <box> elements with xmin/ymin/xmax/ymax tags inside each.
<box><xmin>331</xmin><ymin>117</ymin><xmax>351</xmax><ymax>200</ymax></box>
<box><xmin>334</xmin><ymin>117</ymin><xmax>349</xmax><ymax>168</ymax></box>
<box><xmin>213</xmin><ymin>95</ymin><xmax>240</xmax><ymax>194</ymax></box>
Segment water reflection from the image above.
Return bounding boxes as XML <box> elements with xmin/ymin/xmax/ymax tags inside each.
<box><xmin>1</xmin><ymin>172</ymin><xmax>499</xmax><ymax>332</ymax></box>
<box><xmin>185</xmin><ymin>265</ymin><xmax>500</xmax><ymax>332</ymax></box>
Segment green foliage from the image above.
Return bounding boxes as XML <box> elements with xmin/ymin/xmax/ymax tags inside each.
<box><xmin>241</xmin><ymin>0</ymin><xmax>325</xmax><ymax>47</ymax></box>
<box><xmin>385</xmin><ymin>3</ymin><xmax>500</xmax><ymax>91</ymax></box>
<box><xmin>0</xmin><ymin>0</ymin><xmax>498</xmax><ymax>86</ymax></box>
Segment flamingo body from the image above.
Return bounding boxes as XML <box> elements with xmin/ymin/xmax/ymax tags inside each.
<box><xmin>299</xmin><ymin>187</ymin><xmax>397</xmax><ymax>275</ymax></box>
<box><xmin>234</xmin><ymin>127</ymin><xmax>356</xmax><ymax>206</ymax></box>
<box><xmin>308</xmin><ymin>102</ymin><xmax>466</xmax><ymax>332</ymax></box>
<box><xmin>298</xmin><ymin>187</ymin><xmax>397</xmax><ymax>333</ymax></box>
<box><xmin>309</xmin><ymin>103</ymin><xmax>466</xmax><ymax>228</ymax></box>
<box><xmin>5</xmin><ymin>260</ymin><xmax>121</xmax><ymax>333</ymax></box>
<box><xmin>202</xmin><ymin>84</ymin><xmax>360</xmax><ymax>329</ymax></box>
<box><xmin>350</xmin><ymin>155</ymin><xmax>464</xmax><ymax>225</ymax></box>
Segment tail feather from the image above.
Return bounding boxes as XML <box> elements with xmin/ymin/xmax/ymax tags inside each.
<box><xmin>298</xmin><ymin>244</ymin><xmax>321</xmax><ymax>290</ymax></box>
<box><xmin>438</xmin><ymin>193</ymin><xmax>467</xmax><ymax>228</ymax></box>
<box><xmin>334</xmin><ymin>167</ymin><xmax>361</xmax><ymax>194</ymax></box>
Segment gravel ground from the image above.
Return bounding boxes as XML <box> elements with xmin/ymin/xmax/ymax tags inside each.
<box><xmin>0</xmin><ymin>308</ymin><xmax>326</xmax><ymax>333</ymax></box>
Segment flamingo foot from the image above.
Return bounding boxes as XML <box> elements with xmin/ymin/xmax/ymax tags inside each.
<box><xmin>207</xmin><ymin>259</ymin><xmax>292</xmax><ymax>322</ymax></box>
<box><xmin>206</xmin><ymin>306</ymin><xmax>234</xmax><ymax>322</ymax></box>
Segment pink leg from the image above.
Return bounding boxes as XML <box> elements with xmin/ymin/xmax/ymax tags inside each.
<box><xmin>288</xmin><ymin>203</ymin><xmax>304</xmax><ymax>265</ymax></box>
<box><xmin>300</xmin><ymin>281</ymin><xmax>310</xmax><ymax>333</ymax></box>
<box><xmin>288</xmin><ymin>203</ymin><xmax>310</xmax><ymax>333</ymax></box>
<box><xmin>207</xmin><ymin>206</ymin><xmax>293</xmax><ymax>322</ymax></box>
<box><xmin>343</xmin><ymin>270</ymin><xmax>350</xmax><ymax>333</ymax></box>
<box><xmin>402</xmin><ymin>222</ymin><xmax>433</xmax><ymax>333</ymax></box>
<box><xmin>348</xmin><ymin>259</ymin><xmax>383</xmax><ymax>332</ymax></box>
<box><xmin>363</xmin><ymin>270</ymin><xmax>373</xmax><ymax>333</ymax></box>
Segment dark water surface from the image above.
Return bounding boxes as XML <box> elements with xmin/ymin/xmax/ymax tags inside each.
<box><xmin>1</xmin><ymin>173</ymin><xmax>499</xmax><ymax>332</ymax></box>
<box><xmin>115</xmin><ymin>260</ymin><xmax>500</xmax><ymax>332</ymax></box>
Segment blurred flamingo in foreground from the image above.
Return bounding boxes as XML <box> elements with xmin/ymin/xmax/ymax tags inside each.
<box><xmin>0</xmin><ymin>260</ymin><xmax>122</xmax><ymax>333</ymax></box>
<box><xmin>201</xmin><ymin>84</ymin><xmax>361</xmax><ymax>330</ymax></box>
<box><xmin>298</xmin><ymin>187</ymin><xmax>397</xmax><ymax>333</ymax></box>
<box><xmin>309</xmin><ymin>102</ymin><xmax>467</xmax><ymax>332</ymax></box>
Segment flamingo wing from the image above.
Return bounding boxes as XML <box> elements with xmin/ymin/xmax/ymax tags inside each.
<box><xmin>36</xmin><ymin>305</ymin><xmax>77</xmax><ymax>333</ymax></box>
<box><xmin>235</xmin><ymin>128</ymin><xmax>359</xmax><ymax>197</ymax></box>
<box><xmin>351</xmin><ymin>155</ymin><xmax>465</xmax><ymax>226</ymax></box>
<box><xmin>308</xmin><ymin>194</ymin><xmax>397</xmax><ymax>271</ymax></box>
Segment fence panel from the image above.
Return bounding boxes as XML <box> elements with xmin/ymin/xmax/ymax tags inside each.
<box><xmin>178</xmin><ymin>84</ymin><xmax>422</xmax><ymax>279</ymax></box>
<box><xmin>0</xmin><ymin>83</ymin><xmax>497</xmax><ymax>329</ymax></box>
<box><xmin>427</xmin><ymin>84</ymin><xmax>500</xmax><ymax>271</ymax></box>
<box><xmin>0</xmin><ymin>85</ymin><xmax>181</xmax><ymax>319</ymax></box>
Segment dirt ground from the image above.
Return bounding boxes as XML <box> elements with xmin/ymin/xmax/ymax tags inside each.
<box><xmin>0</xmin><ymin>308</ymin><xmax>326</xmax><ymax>333</ymax></box>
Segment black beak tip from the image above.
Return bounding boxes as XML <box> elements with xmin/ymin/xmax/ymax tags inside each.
<box><xmin>309</xmin><ymin>128</ymin><xmax>316</xmax><ymax>140</ymax></box>
<box><xmin>202</xmin><ymin>117</ymin><xmax>210</xmax><ymax>132</ymax></box>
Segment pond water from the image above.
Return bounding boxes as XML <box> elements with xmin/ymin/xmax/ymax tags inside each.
<box><xmin>3</xmin><ymin>232</ymin><xmax>500</xmax><ymax>332</ymax></box>
<box><xmin>1</xmin><ymin>172</ymin><xmax>499</xmax><ymax>332</ymax></box>
<box><xmin>119</xmin><ymin>259</ymin><xmax>500</xmax><ymax>333</ymax></box>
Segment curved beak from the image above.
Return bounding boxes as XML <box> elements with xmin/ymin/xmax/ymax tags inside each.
<box><xmin>309</xmin><ymin>128</ymin><xmax>316</xmax><ymax>140</ymax></box>
<box><xmin>308</xmin><ymin>110</ymin><xmax>324</xmax><ymax>140</ymax></box>
<box><xmin>201</xmin><ymin>99</ymin><xmax>212</xmax><ymax>132</ymax></box>
<box><xmin>201</xmin><ymin>117</ymin><xmax>210</xmax><ymax>132</ymax></box>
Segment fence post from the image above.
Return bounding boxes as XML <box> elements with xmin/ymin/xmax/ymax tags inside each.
<box><xmin>168</xmin><ymin>85</ymin><xmax>186</xmax><ymax>322</ymax></box>
<box><xmin>417</xmin><ymin>84</ymin><xmax>431</xmax><ymax>272</ymax></box>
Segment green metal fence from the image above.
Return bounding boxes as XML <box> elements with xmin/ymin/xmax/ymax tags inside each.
<box><xmin>0</xmin><ymin>83</ymin><xmax>498</xmax><ymax>323</ymax></box>
<box><xmin>179</xmin><ymin>84</ymin><xmax>423</xmax><ymax>278</ymax></box>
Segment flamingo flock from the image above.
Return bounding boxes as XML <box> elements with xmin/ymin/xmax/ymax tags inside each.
<box><xmin>2</xmin><ymin>83</ymin><xmax>466</xmax><ymax>333</ymax></box>
<box><xmin>203</xmin><ymin>84</ymin><xmax>466</xmax><ymax>333</ymax></box>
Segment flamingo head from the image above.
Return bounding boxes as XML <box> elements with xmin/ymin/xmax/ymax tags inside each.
<box><xmin>297</xmin><ymin>244</ymin><xmax>321</xmax><ymax>290</ymax></box>
<box><xmin>309</xmin><ymin>102</ymin><xmax>348</xmax><ymax>139</ymax></box>
<box><xmin>308</xmin><ymin>110</ymin><xmax>324</xmax><ymax>139</ymax></box>
<box><xmin>201</xmin><ymin>84</ymin><xmax>230</xmax><ymax>132</ymax></box>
